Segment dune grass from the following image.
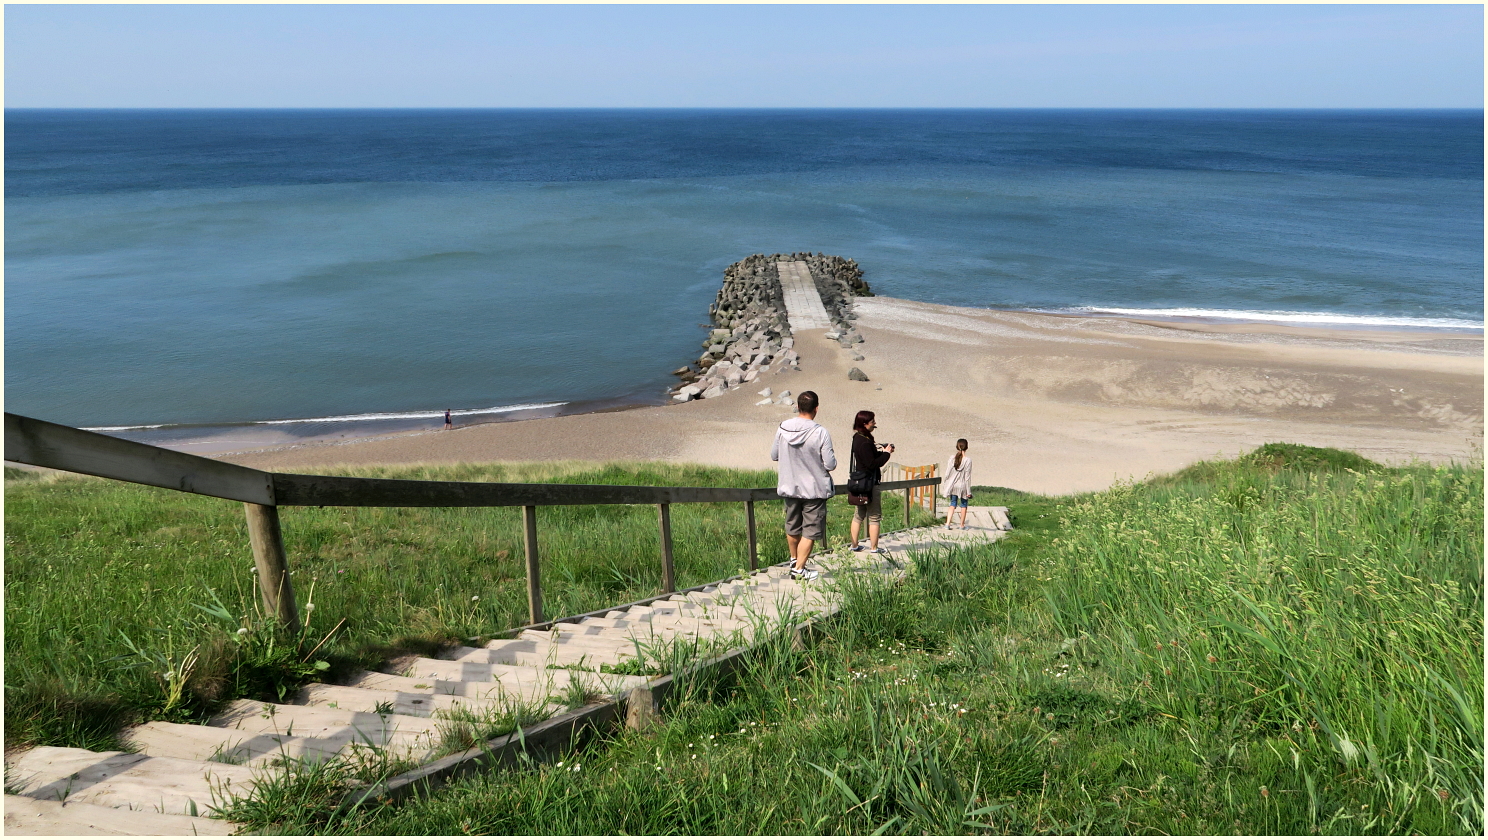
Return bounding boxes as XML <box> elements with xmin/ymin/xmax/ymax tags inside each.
<box><xmin>212</xmin><ymin>445</ymin><xmax>1479</xmax><ymax>836</ymax></box>
<box><xmin>4</xmin><ymin>461</ymin><xmax>931</xmax><ymax>751</ymax></box>
<box><xmin>6</xmin><ymin>446</ymin><xmax>1480</xmax><ymax>834</ymax></box>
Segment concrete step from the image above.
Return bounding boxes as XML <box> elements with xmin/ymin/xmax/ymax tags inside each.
<box><xmin>295</xmin><ymin>683</ymin><xmax>517</xmax><ymax>718</ymax></box>
<box><xmin>120</xmin><ymin>720</ymin><xmax>342</xmax><ymax>768</ymax></box>
<box><xmin>350</xmin><ymin>669</ymin><xmax>635</xmax><ymax>708</ymax></box>
<box><xmin>444</xmin><ymin>641</ymin><xmax>632</xmax><ymax>670</ymax></box>
<box><xmin>387</xmin><ymin>658</ymin><xmax>650</xmax><ymax>693</ymax></box>
<box><xmin>517</xmin><ymin>628</ymin><xmax>633</xmax><ymax>650</ymax></box>
<box><xmin>208</xmin><ymin>699</ymin><xmax>444</xmax><ymax>757</ymax></box>
<box><xmin>5</xmin><ymin>746</ymin><xmax>254</xmax><ymax>816</ymax></box>
<box><xmin>3</xmin><ymin>793</ymin><xmax>239</xmax><ymax>836</ymax></box>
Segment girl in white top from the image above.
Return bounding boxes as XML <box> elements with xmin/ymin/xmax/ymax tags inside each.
<box><xmin>942</xmin><ymin>439</ymin><xmax>973</xmax><ymax>529</ymax></box>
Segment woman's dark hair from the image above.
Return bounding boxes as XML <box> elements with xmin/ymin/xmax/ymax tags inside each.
<box><xmin>853</xmin><ymin>410</ymin><xmax>876</xmax><ymax>434</ymax></box>
<box><xmin>954</xmin><ymin>438</ymin><xmax>968</xmax><ymax>469</ymax></box>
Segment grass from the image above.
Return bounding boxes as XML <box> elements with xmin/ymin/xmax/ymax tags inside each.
<box><xmin>4</xmin><ymin>461</ymin><xmax>931</xmax><ymax>751</ymax></box>
<box><xmin>208</xmin><ymin>444</ymin><xmax>1478</xmax><ymax>835</ymax></box>
<box><xmin>7</xmin><ymin>446</ymin><xmax>1480</xmax><ymax>834</ymax></box>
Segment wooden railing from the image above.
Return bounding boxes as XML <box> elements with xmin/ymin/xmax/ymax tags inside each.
<box><xmin>4</xmin><ymin>413</ymin><xmax>939</xmax><ymax>631</ymax></box>
<box><xmin>885</xmin><ymin>462</ymin><xmax>939</xmax><ymax>516</ymax></box>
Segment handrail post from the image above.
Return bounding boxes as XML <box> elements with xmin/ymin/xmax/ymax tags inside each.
<box><xmin>903</xmin><ymin>482</ymin><xmax>911</xmax><ymax>528</ymax></box>
<box><xmin>522</xmin><ymin>505</ymin><xmax>543</xmax><ymax>624</ymax></box>
<box><xmin>244</xmin><ymin>503</ymin><xmax>299</xmax><ymax>632</ymax></box>
<box><xmin>658</xmin><ymin>503</ymin><xmax>676</xmax><ymax>593</ymax></box>
<box><xmin>931</xmin><ymin>465</ymin><xmax>938</xmax><ymax>519</ymax></box>
<box><xmin>745</xmin><ymin>500</ymin><xmax>758</xmax><ymax>570</ymax></box>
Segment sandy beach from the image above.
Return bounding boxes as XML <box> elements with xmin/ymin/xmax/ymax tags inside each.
<box><xmin>222</xmin><ymin>298</ymin><xmax>1482</xmax><ymax>495</ymax></box>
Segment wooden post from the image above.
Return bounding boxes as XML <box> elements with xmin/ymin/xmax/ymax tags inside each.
<box><xmin>745</xmin><ymin>500</ymin><xmax>758</xmax><ymax>570</ymax></box>
<box><xmin>522</xmin><ymin>505</ymin><xmax>543</xmax><ymax>625</ymax></box>
<box><xmin>904</xmin><ymin>484</ymin><xmax>912</xmax><ymax>528</ymax></box>
<box><xmin>658</xmin><ymin>503</ymin><xmax>676</xmax><ymax>593</ymax></box>
<box><xmin>244</xmin><ymin>503</ymin><xmax>299</xmax><ymax>632</ymax></box>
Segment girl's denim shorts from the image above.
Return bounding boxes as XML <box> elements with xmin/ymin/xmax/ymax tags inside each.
<box><xmin>948</xmin><ymin>494</ymin><xmax>970</xmax><ymax>508</ymax></box>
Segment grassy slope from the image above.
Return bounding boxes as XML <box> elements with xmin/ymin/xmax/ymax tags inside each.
<box><xmin>7</xmin><ymin>448</ymin><xmax>1481</xmax><ymax>834</ymax></box>
<box><xmin>4</xmin><ymin>461</ymin><xmax>930</xmax><ymax>751</ymax></box>
<box><xmin>232</xmin><ymin>446</ymin><xmax>1479</xmax><ymax>836</ymax></box>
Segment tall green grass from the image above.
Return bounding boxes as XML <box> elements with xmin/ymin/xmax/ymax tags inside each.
<box><xmin>4</xmin><ymin>461</ymin><xmax>927</xmax><ymax>750</ymax></box>
<box><xmin>221</xmin><ymin>445</ymin><xmax>1479</xmax><ymax>836</ymax></box>
<box><xmin>1040</xmin><ymin>455</ymin><xmax>1482</xmax><ymax>832</ymax></box>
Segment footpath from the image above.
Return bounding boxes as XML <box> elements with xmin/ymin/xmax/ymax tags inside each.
<box><xmin>4</xmin><ymin>510</ymin><xmax>1009</xmax><ymax>836</ymax></box>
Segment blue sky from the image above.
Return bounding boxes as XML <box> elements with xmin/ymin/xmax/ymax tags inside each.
<box><xmin>5</xmin><ymin>4</ymin><xmax>1482</xmax><ymax>108</ymax></box>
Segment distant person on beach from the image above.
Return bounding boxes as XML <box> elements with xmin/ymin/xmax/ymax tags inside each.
<box><xmin>848</xmin><ymin>410</ymin><xmax>893</xmax><ymax>555</ymax></box>
<box><xmin>771</xmin><ymin>390</ymin><xmax>836</xmax><ymax>581</ymax></box>
<box><xmin>444</xmin><ymin>409</ymin><xmax>452</xmax><ymax>430</ymax></box>
<box><xmin>943</xmin><ymin>438</ymin><xmax>973</xmax><ymax>529</ymax></box>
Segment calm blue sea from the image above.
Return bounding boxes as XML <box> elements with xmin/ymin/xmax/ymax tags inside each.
<box><xmin>6</xmin><ymin>109</ymin><xmax>1482</xmax><ymax>432</ymax></box>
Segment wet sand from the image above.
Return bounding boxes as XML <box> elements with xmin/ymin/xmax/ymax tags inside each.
<box><xmin>222</xmin><ymin>298</ymin><xmax>1483</xmax><ymax>495</ymax></box>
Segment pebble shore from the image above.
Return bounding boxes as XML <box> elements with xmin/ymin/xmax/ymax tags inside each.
<box><xmin>669</xmin><ymin>253</ymin><xmax>873</xmax><ymax>403</ymax></box>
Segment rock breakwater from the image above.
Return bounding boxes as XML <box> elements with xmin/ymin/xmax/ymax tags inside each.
<box><xmin>670</xmin><ymin>253</ymin><xmax>873</xmax><ymax>402</ymax></box>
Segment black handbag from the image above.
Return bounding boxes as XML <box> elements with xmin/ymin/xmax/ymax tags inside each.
<box><xmin>846</xmin><ymin>445</ymin><xmax>876</xmax><ymax>506</ymax></box>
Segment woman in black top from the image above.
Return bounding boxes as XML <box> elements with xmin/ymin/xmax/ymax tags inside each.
<box><xmin>849</xmin><ymin>410</ymin><xmax>894</xmax><ymax>554</ymax></box>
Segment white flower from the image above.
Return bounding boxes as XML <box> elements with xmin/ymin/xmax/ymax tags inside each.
<box><xmin>305</xmin><ymin>603</ymin><xmax>315</xmax><ymax>612</ymax></box>
<box><xmin>236</xmin><ymin>628</ymin><xmax>250</xmax><ymax>636</ymax></box>
<box><xmin>472</xmin><ymin>595</ymin><xmax>480</xmax><ymax>601</ymax></box>
<box><xmin>556</xmin><ymin>761</ymin><xmax>563</xmax><ymax>767</ymax></box>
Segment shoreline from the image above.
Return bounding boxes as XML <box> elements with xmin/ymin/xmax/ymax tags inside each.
<box><xmin>211</xmin><ymin>297</ymin><xmax>1481</xmax><ymax>495</ymax></box>
<box><xmin>78</xmin><ymin>301</ymin><xmax>1483</xmax><ymax>460</ymax></box>
<box><xmin>87</xmin><ymin>302</ymin><xmax>1484</xmax><ymax>464</ymax></box>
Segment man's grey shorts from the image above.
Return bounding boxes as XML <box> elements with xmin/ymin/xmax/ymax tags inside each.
<box><xmin>783</xmin><ymin>497</ymin><xmax>828</xmax><ymax>541</ymax></box>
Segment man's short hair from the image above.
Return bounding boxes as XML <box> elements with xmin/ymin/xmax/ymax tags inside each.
<box><xmin>797</xmin><ymin>390</ymin><xmax>819</xmax><ymax>414</ymax></box>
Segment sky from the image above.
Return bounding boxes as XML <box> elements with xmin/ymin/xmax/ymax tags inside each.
<box><xmin>4</xmin><ymin>4</ymin><xmax>1483</xmax><ymax>108</ymax></box>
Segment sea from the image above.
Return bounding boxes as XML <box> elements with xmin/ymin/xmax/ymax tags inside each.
<box><xmin>5</xmin><ymin>109</ymin><xmax>1482</xmax><ymax>447</ymax></box>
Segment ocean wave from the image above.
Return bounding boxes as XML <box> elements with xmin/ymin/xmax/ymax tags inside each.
<box><xmin>1050</xmin><ymin>307</ymin><xmax>1484</xmax><ymax>331</ymax></box>
<box><xmin>83</xmin><ymin>402</ymin><xmax>566</xmax><ymax>432</ymax></box>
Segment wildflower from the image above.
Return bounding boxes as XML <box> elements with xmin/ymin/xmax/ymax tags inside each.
<box><xmin>305</xmin><ymin>603</ymin><xmax>316</xmax><ymax>613</ymax></box>
<box><xmin>472</xmin><ymin>595</ymin><xmax>480</xmax><ymax>601</ymax></box>
<box><xmin>237</xmin><ymin>628</ymin><xmax>250</xmax><ymax>637</ymax></box>
<box><xmin>1259</xmin><ymin>786</ymin><xmax>1269</xmax><ymax>799</ymax></box>
<box><xmin>556</xmin><ymin>761</ymin><xmax>563</xmax><ymax>767</ymax></box>
<box><xmin>1206</xmin><ymin>654</ymin><xmax>1217</xmax><ymax>663</ymax></box>
<box><xmin>691</xmin><ymin>754</ymin><xmax>697</xmax><ymax>759</ymax></box>
<box><xmin>1438</xmin><ymin>789</ymin><xmax>1450</xmax><ymax>804</ymax></box>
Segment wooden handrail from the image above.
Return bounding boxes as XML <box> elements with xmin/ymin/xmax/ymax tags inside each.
<box><xmin>5</xmin><ymin>413</ymin><xmax>276</xmax><ymax>505</ymax></box>
<box><xmin>5</xmin><ymin>414</ymin><xmax>935</xmax><ymax>509</ymax></box>
<box><xmin>5</xmin><ymin>412</ymin><xmax>940</xmax><ymax>628</ymax></box>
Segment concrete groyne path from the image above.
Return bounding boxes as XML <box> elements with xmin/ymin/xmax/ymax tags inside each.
<box><xmin>778</xmin><ymin>260</ymin><xmax>833</xmax><ymax>329</ymax></box>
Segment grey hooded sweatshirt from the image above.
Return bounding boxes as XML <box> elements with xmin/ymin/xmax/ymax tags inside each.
<box><xmin>771</xmin><ymin>416</ymin><xmax>837</xmax><ymax>499</ymax></box>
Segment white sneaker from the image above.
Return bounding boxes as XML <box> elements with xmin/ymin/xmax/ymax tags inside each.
<box><xmin>789</xmin><ymin>566</ymin><xmax>820</xmax><ymax>581</ymax></box>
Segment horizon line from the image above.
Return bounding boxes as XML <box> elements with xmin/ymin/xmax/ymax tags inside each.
<box><xmin>6</xmin><ymin>105</ymin><xmax>1483</xmax><ymax>112</ymax></box>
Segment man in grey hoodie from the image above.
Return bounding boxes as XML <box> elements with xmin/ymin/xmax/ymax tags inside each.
<box><xmin>770</xmin><ymin>390</ymin><xmax>837</xmax><ymax>581</ymax></box>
